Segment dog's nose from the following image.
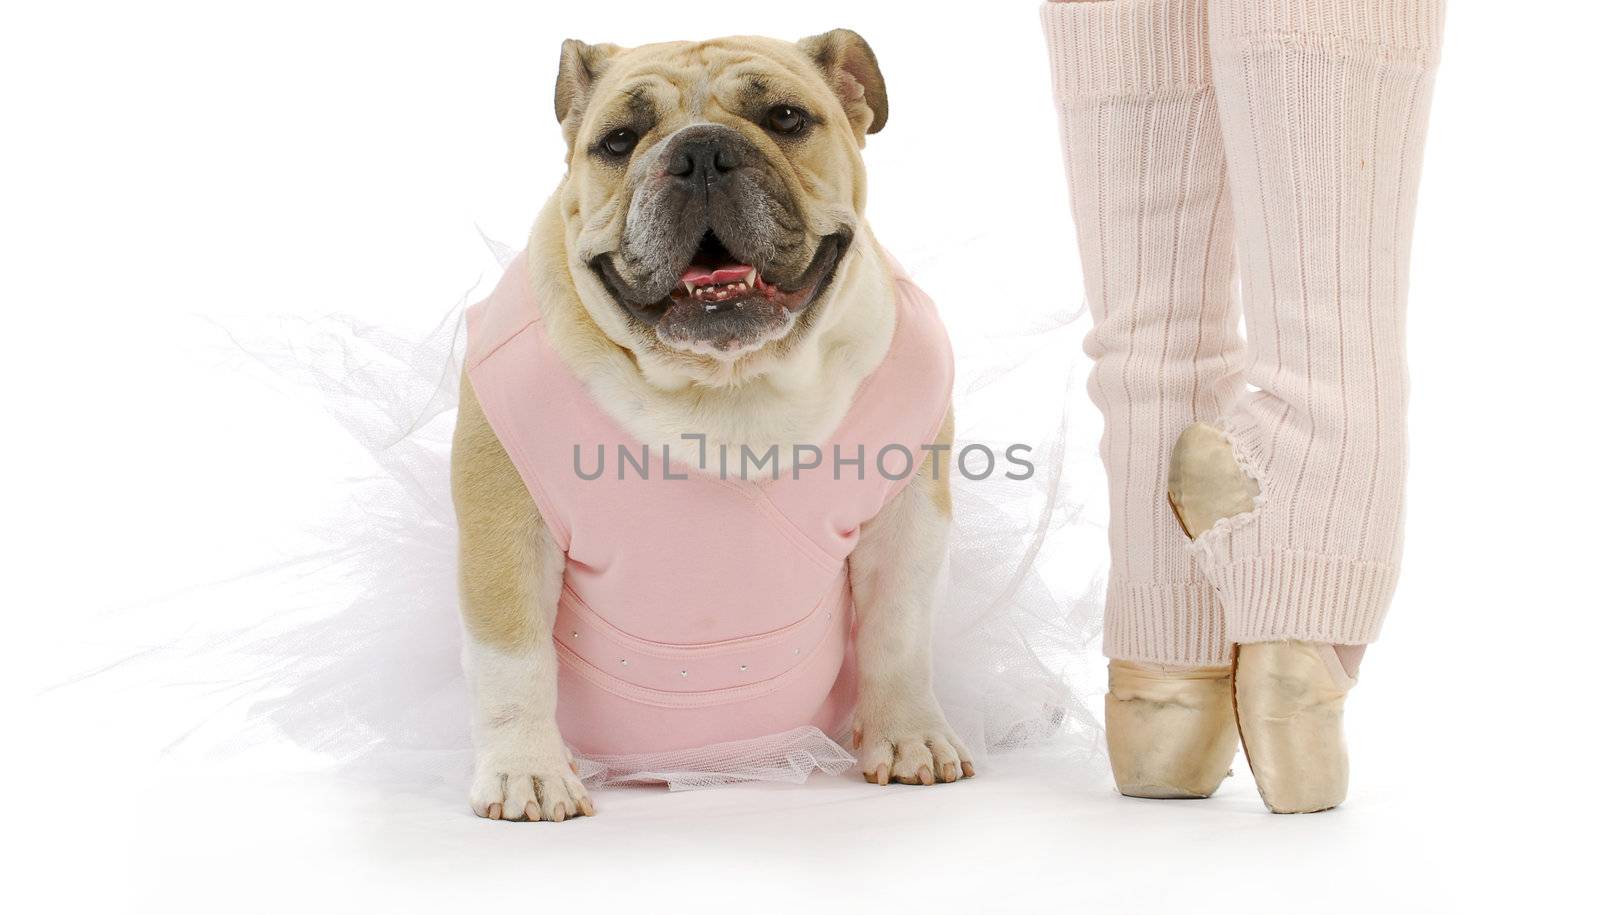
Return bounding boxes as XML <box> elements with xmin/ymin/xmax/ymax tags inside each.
<box><xmin>663</xmin><ymin>130</ymin><xmax>744</xmax><ymax>184</ymax></box>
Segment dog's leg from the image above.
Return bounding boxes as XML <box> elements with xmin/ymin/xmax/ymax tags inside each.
<box><xmin>849</xmin><ymin>409</ymin><xmax>973</xmax><ymax>786</ymax></box>
<box><xmin>452</xmin><ymin>379</ymin><xmax>593</xmax><ymax>822</ymax></box>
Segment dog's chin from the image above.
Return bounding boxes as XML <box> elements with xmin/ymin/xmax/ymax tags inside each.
<box><xmin>589</xmin><ymin>230</ymin><xmax>850</xmax><ymax>360</ymax></box>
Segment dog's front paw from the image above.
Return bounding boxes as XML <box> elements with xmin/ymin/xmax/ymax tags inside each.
<box><xmin>470</xmin><ymin>749</ymin><xmax>594</xmax><ymax>822</ymax></box>
<box><xmin>853</xmin><ymin>698</ymin><xmax>975</xmax><ymax>786</ymax></box>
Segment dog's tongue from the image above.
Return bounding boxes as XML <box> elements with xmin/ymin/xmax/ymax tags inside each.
<box><xmin>680</xmin><ymin>264</ymin><xmax>753</xmax><ymax>285</ymax></box>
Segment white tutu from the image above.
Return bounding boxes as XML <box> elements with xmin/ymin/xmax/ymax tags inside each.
<box><xmin>97</xmin><ymin>233</ymin><xmax>1107</xmax><ymax>792</ymax></box>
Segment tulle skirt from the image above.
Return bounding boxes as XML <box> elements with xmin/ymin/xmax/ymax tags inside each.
<box><xmin>103</xmin><ymin>234</ymin><xmax>1108</xmax><ymax>792</ymax></box>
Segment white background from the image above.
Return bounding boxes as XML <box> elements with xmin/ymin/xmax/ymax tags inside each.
<box><xmin>5</xmin><ymin>1</ymin><xmax>1597</xmax><ymax>912</ymax></box>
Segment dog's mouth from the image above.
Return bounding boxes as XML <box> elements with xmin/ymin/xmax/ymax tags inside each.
<box><xmin>675</xmin><ymin>232</ymin><xmax>781</xmax><ymax>308</ymax></box>
<box><xmin>590</xmin><ymin>229</ymin><xmax>850</xmax><ymax>357</ymax></box>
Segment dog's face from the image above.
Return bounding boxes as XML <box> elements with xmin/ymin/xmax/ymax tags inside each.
<box><xmin>551</xmin><ymin>31</ymin><xmax>888</xmax><ymax>375</ymax></box>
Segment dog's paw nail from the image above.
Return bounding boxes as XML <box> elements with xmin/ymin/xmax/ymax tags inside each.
<box><xmin>525</xmin><ymin>801</ymin><xmax>541</xmax><ymax>822</ymax></box>
<box><xmin>569</xmin><ymin>761</ymin><xmax>579</xmax><ymax>775</ymax></box>
<box><xmin>851</xmin><ymin>726</ymin><xmax>863</xmax><ymax>749</ymax></box>
<box><xmin>577</xmin><ymin>796</ymin><xmax>595</xmax><ymax>817</ymax></box>
<box><xmin>941</xmin><ymin>762</ymin><xmax>959</xmax><ymax>783</ymax></box>
<box><xmin>961</xmin><ymin>762</ymin><xmax>976</xmax><ymax>778</ymax></box>
<box><xmin>875</xmin><ymin>764</ymin><xmax>890</xmax><ymax>786</ymax></box>
<box><xmin>487</xmin><ymin>802</ymin><xmax>503</xmax><ymax>821</ymax></box>
<box><xmin>917</xmin><ymin>766</ymin><xmax>934</xmax><ymax>786</ymax></box>
<box><xmin>551</xmin><ymin>802</ymin><xmax>568</xmax><ymax>823</ymax></box>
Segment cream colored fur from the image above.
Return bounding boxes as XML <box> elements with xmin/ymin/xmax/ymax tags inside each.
<box><xmin>451</xmin><ymin>34</ymin><xmax>968</xmax><ymax>821</ymax></box>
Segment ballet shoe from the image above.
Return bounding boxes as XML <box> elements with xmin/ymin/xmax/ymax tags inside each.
<box><xmin>1233</xmin><ymin>640</ymin><xmax>1354</xmax><ymax>814</ymax></box>
<box><xmin>1166</xmin><ymin>422</ymin><xmax>1354</xmax><ymax>814</ymax></box>
<box><xmin>1106</xmin><ymin>660</ymin><xmax>1238</xmax><ymax>799</ymax></box>
<box><xmin>1166</xmin><ymin>422</ymin><xmax>1258</xmax><ymax>539</ymax></box>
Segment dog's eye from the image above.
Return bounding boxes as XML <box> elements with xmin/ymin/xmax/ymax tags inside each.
<box><xmin>600</xmin><ymin>128</ymin><xmax>638</xmax><ymax>157</ymax></box>
<box><xmin>764</xmin><ymin>105</ymin><xmax>806</xmax><ymax>135</ymax></box>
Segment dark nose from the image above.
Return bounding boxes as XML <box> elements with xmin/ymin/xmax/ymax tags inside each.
<box><xmin>663</xmin><ymin>129</ymin><xmax>744</xmax><ymax>185</ymax></box>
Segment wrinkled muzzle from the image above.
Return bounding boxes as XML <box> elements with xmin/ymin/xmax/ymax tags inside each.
<box><xmin>590</xmin><ymin>123</ymin><xmax>850</xmax><ymax>356</ymax></box>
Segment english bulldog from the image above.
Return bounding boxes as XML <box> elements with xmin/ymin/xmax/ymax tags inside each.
<box><xmin>451</xmin><ymin>30</ymin><xmax>971</xmax><ymax>822</ymax></box>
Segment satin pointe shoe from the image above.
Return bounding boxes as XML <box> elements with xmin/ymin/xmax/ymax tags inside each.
<box><xmin>1165</xmin><ymin>422</ymin><xmax>1259</xmax><ymax>539</ymax></box>
<box><xmin>1232</xmin><ymin>640</ymin><xmax>1354</xmax><ymax>813</ymax></box>
<box><xmin>1167</xmin><ymin>422</ymin><xmax>1354</xmax><ymax>814</ymax></box>
<box><xmin>1106</xmin><ymin>660</ymin><xmax>1239</xmax><ymax>799</ymax></box>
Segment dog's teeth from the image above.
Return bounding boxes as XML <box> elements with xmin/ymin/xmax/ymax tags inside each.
<box><xmin>744</xmin><ymin>267</ymin><xmax>758</xmax><ymax>286</ymax></box>
<box><xmin>683</xmin><ymin>280</ymin><xmax>697</xmax><ymax>295</ymax></box>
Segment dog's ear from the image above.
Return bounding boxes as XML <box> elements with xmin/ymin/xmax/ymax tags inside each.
<box><xmin>798</xmin><ymin>29</ymin><xmax>888</xmax><ymax>142</ymax></box>
<box><xmin>555</xmin><ymin>39</ymin><xmax>621</xmax><ymax>146</ymax></box>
